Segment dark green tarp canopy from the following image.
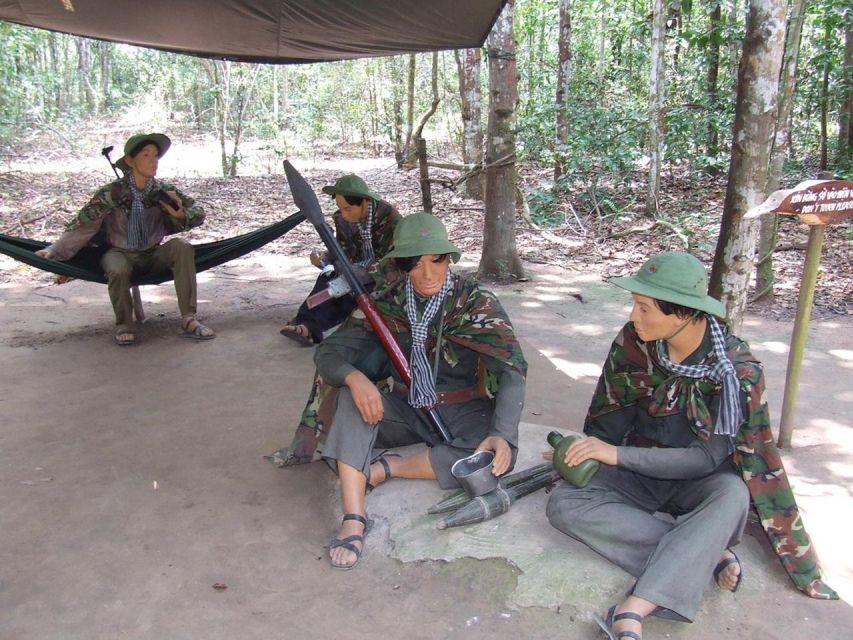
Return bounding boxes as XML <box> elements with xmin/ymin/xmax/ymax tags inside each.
<box><xmin>0</xmin><ymin>0</ymin><xmax>507</xmax><ymax>63</ymax></box>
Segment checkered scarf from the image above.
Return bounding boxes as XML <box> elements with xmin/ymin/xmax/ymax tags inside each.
<box><xmin>126</xmin><ymin>174</ymin><xmax>154</xmax><ymax>250</ymax></box>
<box><xmin>655</xmin><ymin>314</ymin><xmax>743</xmax><ymax>438</ymax></box>
<box><xmin>404</xmin><ymin>269</ymin><xmax>454</xmax><ymax>408</ymax></box>
<box><xmin>356</xmin><ymin>200</ymin><xmax>375</xmax><ymax>266</ymax></box>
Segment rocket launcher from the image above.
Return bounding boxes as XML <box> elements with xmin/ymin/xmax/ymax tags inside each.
<box><xmin>427</xmin><ymin>463</ymin><xmax>553</xmax><ymax>514</ymax></box>
<box><xmin>282</xmin><ymin>160</ymin><xmax>452</xmax><ymax>444</ymax></box>
<box><xmin>435</xmin><ymin>469</ymin><xmax>557</xmax><ymax>530</ymax></box>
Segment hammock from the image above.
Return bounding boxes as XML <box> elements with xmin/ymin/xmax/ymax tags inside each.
<box><xmin>0</xmin><ymin>211</ymin><xmax>305</xmax><ymax>285</ymax></box>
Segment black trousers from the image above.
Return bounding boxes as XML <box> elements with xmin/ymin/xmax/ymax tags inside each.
<box><xmin>294</xmin><ymin>272</ymin><xmax>358</xmax><ymax>343</ymax></box>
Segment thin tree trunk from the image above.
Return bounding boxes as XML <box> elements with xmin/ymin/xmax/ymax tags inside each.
<box><xmin>706</xmin><ymin>2</ymin><xmax>722</xmax><ymax>164</ymax></box>
<box><xmin>387</xmin><ymin>56</ymin><xmax>405</xmax><ymax>166</ymax></box>
<box><xmin>819</xmin><ymin>20</ymin><xmax>831</xmax><ymax>171</ymax></box>
<box><xmin>839</xmin><ymin>25</ymin><xmax>853</xmax><ymax>166</ymax></box>
<box><xmin>597</xmin><ymin>2</ymin><xmax>606</xmax><ymax>82</ymax></box>
<box><xmin>554</xmin><ymin>0</ymin><xmax>572</xmax><ymax>183</ymax></box>
<box><xmin>405</xmin><ymin>54</ymin><xmax>416</xmax><ymax>156</ymax></box>
<box><xmin>755</xmin><ymin>0</ymin><xmax>807</xmax><ymax>302</ymax></box>
<box><xmin>710</xmin><ymin>0</ymin><xmax>787</xmax><ymax>332</ymax></box>
<box><xmin>76</xmin><ymin>40</ymin><xmax>97</xmax><ymax>116</ymax></box>
<box><xmin>456</xmin><ymin>48</ymin><xmax>484</xmax><ymax>200</ymax></box>
<box><xmin>479</xmin><ymin>0</ymin><xmax>524</xmax><ymax>283</ymax></box>
<box><xmin>646</xmin><ymin>0</ymin><xmax>667</xmax><ymax>216</ymax></box>
<box><xmin>414</xmin><ymin>52</ymin><xmax>440</xmax><ymax>211</ymax></box>
<box><xmin>98</xmin><ymin>41</ymin><xmax>111</xmax><ymax>112</ymax></box>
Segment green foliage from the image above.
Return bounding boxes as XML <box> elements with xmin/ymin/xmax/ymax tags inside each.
<box><xmin>0</xmin><ymin>0</ymin><xmax>850</xmax><ymax>180</ymax></box>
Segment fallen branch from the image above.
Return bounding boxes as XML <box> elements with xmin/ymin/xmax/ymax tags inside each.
<box><xmin>516</xmin><ymin>187</ymin><xmax>584</xmax><ymax>248</ymax></box>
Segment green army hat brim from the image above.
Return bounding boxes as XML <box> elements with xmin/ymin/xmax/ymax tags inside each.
<box><xmin>321</xmin><ymin>174</ymin><xmax>380</xmax><ymax>201</ymax></box>
<box><xmin>115</xmin><ymin>133</ymin><xmax>171</xmax><ymax>174</ymax></box>
<box><xmin>609</xmin><ymin>251</ymin><xmax>726</xmax><ymax>318</ymax></box>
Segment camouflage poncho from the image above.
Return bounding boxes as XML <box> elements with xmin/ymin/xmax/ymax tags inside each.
<box><xmin>268</xmin><ymin>272</ymin><xmax>527</xmax><ymax>466</ymax></box>
<box><xmin>586</xmin><ymin>322</ymin><xmax>837</xmax><ymax>600</ymax></box>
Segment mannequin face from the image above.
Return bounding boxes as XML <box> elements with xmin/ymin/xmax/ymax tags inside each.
<box><xmin>629</xmin><ymin>293</ymin><xmax>684</xmax><ymax>342</ymax></box>
<box><xmin>124</xmin><ymin>143</ymin><xmax>160</xmax><ymax>183</ymax></box>
<box><xmin>407</xmin><ymin>254</ymin><xmax>450</xmax><ymax>297</ymax></box>
<box><xmin>335</xmin><ymin>194</ymin><xmax>368</xmax><ymax>224</ymax></box>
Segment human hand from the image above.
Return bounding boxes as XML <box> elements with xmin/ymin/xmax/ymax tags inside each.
<box><xmin>344</xmin><ymin>370</ymin><xmax>384</xmax><ymax>425</ymax></box>
<box><xmin>476</xmin><ymin>436</ymin><xmax>512</xmax><ymax>476</ymax></box>
<box><xmin>564</xmin><ymin>436</ymin><xmax>617</xmax><ymax>467</ymax></box>
<box><xmin>35</xmin><ymin>248</ymin><xmax>55</xmax><ymax>259</ymax></box>
<box><xmin>309</xmin><ymin>249</ymin><xmax>329</xmax><ymax>268</ymax></box>
<box><xmin>159</xmin><ymin>191</ymin><xmax>184</xmax><ymax>217</ymax></box>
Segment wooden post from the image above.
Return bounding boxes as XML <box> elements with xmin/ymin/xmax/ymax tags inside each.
<box><xmin>417</xmin><ymin>137</ymin><xmax>432</xmax><ymax>212</ymax></box>
<box><xmin>778</xmin><ymin>224</ymin><xmax>825</xmax><ymax>448</ymax></box>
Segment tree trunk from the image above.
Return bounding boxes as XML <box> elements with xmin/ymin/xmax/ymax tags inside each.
<box><xmin>98</xmin><ymin>41</ymin><xmax>111</xmax><ymax>111</ymax></box>
<box><xmin>388</xmin><ymin>56</ymin><xmax>405</xmax><ymax>166</ymax></box>
<box><xmin>76</xmin><ymin>39</ymin><xmax>97</xmax><ymax>116</ymax></box>
<box><xmin>404</xmin><ymin>54</ymin><xmax>416</xmax><ymax>158</ymax></box>
<box><xmin>837</xmin><ymin>24</ymin><xmax>852</xmax><ymax>167</ymax></box>
<box><xmin>456</xmin><ymin>48</ymin><xmax>484</xmax><ymax>200</ymax></box>
<box><xmin>479</xmin><ymin>0</ymin><xmax>524</xmax><ymax>283</ymax></box>
<box><xmin>554</xmin><ymin>0</ymin><xmax>572</xmax><ymax>184</ymax></box>
<box><xmin>597</xmin><ymin>2</ymin><xmax>606</xmax><ymax>82</ymax></box>
<box><xmin>755</xmin><ymin>0</ymin><xmax>807</xmax><ymax>302</ymax></box>
<box><xmin>819</xmin><ymin>19</ymin><xmax>831</xmax><ymax>171</ymax></box>
<box><xmin>646</xmin><ymin>0</ymin><xmax>667</xmax><ymax>216</ymax></box>
<box><xmin>706</xmin><ymin>2</ymin><xmax>722</xmax><ymax>164</ymax></box>
<box><xmin>414</xmin><ymin>52</ymin><xmax>440</xmax><ymax>210</ymax></box>
<box><xmin>709</xmin><ymin>0</ymin><xmax>787</xmax><ymax>333</ymax></box>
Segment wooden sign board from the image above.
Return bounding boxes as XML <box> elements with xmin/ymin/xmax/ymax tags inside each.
<box><xmin>745</xmin><ymin>180</ymin><xmax>853</xmax><ymax>225</ymax></box>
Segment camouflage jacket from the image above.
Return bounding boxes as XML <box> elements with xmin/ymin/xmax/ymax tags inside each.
<box><xmin>586</xmin><ymin>321</ymin><xmax>836</xmax><ymax>600</ymax></box>
<box><xmin>45</xmin><ymin>177</ymin><xmax>204</xmax><ymax>260</ymax></box>
<box><xmin>269</xmin><ymin>273</ymin><xmax>527</xmax><ymax>465</ymax></box>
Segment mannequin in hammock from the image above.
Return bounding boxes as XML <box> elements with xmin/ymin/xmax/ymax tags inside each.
<box><xmin>36</xmin><ymin>133</ymin><xmax>214</xmax><ymax>346</ymax></box>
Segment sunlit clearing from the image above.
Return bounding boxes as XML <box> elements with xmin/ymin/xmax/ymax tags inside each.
<box><xmin>540</xmin><ymin>352</ymin><xmax>601</xmax><ymax>380</ymax></box>
<box><xmin>829</xmin><ymin>349</ymin><xmax>853</xmax><ymax>362</ymax></box>
<box><xmin>751</xmin><ymin>341</ymin><xmax>790</xmax><ymax>355</ymax></box>
<box><xmin>521</xmin><ymin>301</ymin><xmax>543</xmax><ymax>308</ymax></box>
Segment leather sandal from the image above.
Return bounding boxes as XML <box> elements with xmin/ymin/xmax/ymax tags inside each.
<box><xmin>329</xmin><ymin>513</ymin><xmax>371</xmax><ymax>570</ymax></box>
<box><xmin>366</xmin><ymin>452</ymin><xmax>401</xmax><ymax>493</ymax></box>
<box><xmin>181</xmin><ymin>317</ymin><xmax>215</xmax><ymax>340</ymax></box>
<box><xmin>594</xmin><ymin>605</ymin><xmax>643</xmax><ymax>640</ymax></box>
<box><xmin>713</xmin><ymin>549</ymin><xmax>743</xmax><ymax>592</ymax></box>
<box><xmin>279</xmin><ymin>322</ymin><xmax>314</xmax><ymax>346</ymax></box>
<box><xmin>114</xmin><ymin>330</ymin><xmax>136</xmax><ymax>346</ymax></box>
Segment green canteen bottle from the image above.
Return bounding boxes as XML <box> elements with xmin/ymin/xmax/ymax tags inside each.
<box><xmin>547</xmin><ymin>431</ymin><xmax>600</xmax><ymax>488</ymax></box>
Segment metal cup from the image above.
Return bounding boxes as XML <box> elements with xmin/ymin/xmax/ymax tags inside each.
<box><xmin>451</xmin><ymin>450</ymin><xmax>498</xmax><ymax>498</ymax></box>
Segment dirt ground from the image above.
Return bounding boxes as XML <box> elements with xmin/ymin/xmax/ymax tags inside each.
<box><xmin>1</xmin><ymin>251</ymin><xmax>851</xmax><ymax>640</ymax></box>
<box><xmin>1</xmin><ymin>134</ymin><xmax>851</xmax><ymax>638</ymax></box>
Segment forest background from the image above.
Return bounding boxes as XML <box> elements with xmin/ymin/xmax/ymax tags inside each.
<box><xmin>0</xmin><ymin>0</ymin><xmax>851</xmax><ymax>319</ymax></box>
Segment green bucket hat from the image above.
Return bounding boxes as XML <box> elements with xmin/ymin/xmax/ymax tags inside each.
<box><xmin>608</xmin><ymin>251</ymin><xmax>726</xmax><ymax>318</ymax></box>
<box><xmin>114</xmin><ymin>132</ymin><xmax>171</xmax><ymax>174</ymax></box>
<box><xmin>321</xmin><ymin>174</ymin><xmax>380</xmax><ymax>201</ymax></box>
<box><xmin>383</xmin><ymin>212</ymin><xmax>462</xmax><ymax>263</ymax></box>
